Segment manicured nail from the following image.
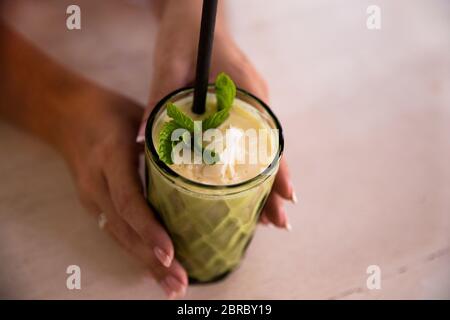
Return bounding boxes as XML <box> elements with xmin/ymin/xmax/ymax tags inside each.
<box><xmin>136</xmin><ymin>134</ymin><xmax>145</xmax><ymax>144</ymax></box>
<box><xmin>159</xmin><ymin>278</ymin><xmax>176</xmax><ymax>299</ymax></box>
<box><xmin>164</xmin><ymin>275</ymin><xmax>186</xmax><ymax>299</ymax></box>
<box><xmin>283</xmin><ymin>213</ymin><xmax>292</xmax><ymax>231</ymax></box>
<box><xmin>291</xmin><ymin>188</ymin><xmax>298</xmax><ymax>204</ymax></box>
<box><xmin>154</xmin><ymin>247</ymin><xmax>172</xmax><ymax>267</ymax></box>
<box><xmin>137</xmin><ymin>120</ymin><xmax>147</xmax><ymax>144</ymax></box>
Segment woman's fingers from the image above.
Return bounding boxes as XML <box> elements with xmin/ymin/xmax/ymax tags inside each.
<box><xmin>261</xmin><ymin>192</ymin><xmax>291</xmax><ymax>230</ymax></box>
<box><xmin>260</xmin><ymin>159</ymin><xmax>296</xmax><ymax>228</ymax></box>
<box><xmin>75</xmin><ymin>163</ymin><xmax>188</xmax><ymax>298</ymax></box>
<box><xmin>259</xmin><ymin>214</ymin><xmax>270</xmax><ymax>225</ymax></box>
<box><xmin>156</xmin><ymin>259</ymin><xmax>189</xmax><ymax>299</ymax></box>
<box><xmin>103</xmin><ymin>143</ymin><xmax>176</xmax><ymax>270</ymax></box>
<box><xmin>101</xmin><ymin>209</ymin><xmax>188</xmax><ymax>298</ymax></box>
<box><xmin>273</xmin><ymin>158</ymin><xmax>297</xmax><ymax>203</ymax></box>
<box><xmin>97</xmin><ymin>150</ymin><xmax>188</xmax><ymax>298</ymax></box>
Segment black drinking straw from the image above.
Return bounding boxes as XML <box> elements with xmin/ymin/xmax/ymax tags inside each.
<box><xmin>192</xmin><ymin>0</ymin><xmax>219</xmax><ymax>114</ymax></box>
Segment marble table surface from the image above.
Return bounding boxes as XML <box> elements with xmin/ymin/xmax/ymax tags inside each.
<box><xmin>1</xmin><ymin>0</ymin><xmax>449</xmax><ymax>299</ymax></box>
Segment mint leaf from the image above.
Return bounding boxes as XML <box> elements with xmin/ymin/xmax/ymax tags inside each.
<box><xmin>215</xmin><ymin>72</ymin><xmax>236</xmax><ymax>111</ymax></box>
<box><xmin>166</xmin><ymin>103</ymin><xmax>194</xmax><ymax>132</ymax></box>
<box><xmin>202</xmin><ymin>108</ymin><xmax>230</xmax><ymax>130</ymax></box>
<box><xmin>158</xmin><ymin>102</ymin><xmax>195</xmax><ymax>164</ymax></box>
<box><xmin>202</xmin><ymin>72</ymin><xmax>236</xmax><ymax>130</ymax></box>
<box><xmin>158</xmin><ymin>72</ymin><xmax>236</xmax><ymax>165</ymax></box>
<box><xmin>158</xmin><ymin>120</ymin><xmax>180</xmax><ymax>165</ymax></box>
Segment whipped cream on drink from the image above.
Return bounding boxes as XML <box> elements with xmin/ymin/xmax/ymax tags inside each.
<box><xmin>153</xmin><ymin>94</ymin><xmax>277</xmax><ymax>185</ymax></box>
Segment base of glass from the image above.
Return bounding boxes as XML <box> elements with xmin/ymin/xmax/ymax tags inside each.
<box><xmin>188</xmin><ymin>269</ymin><xmax>233</xmax><ymax>285</ymax></box>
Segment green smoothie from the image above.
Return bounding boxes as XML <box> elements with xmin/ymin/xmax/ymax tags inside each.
<box><xmin>144</xmin><ymin>76</ymin><xmax>283</xmax><ymax>282</ymax></box>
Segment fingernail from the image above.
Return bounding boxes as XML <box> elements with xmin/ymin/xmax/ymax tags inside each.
<box><xmin>136</xmin><ymin>121</ymin><xmax>146</xmax><ymax>144</ymax></box>
<box><xmin>291</xmin><ymin>188</ymin><xmax>298</xmax><ymax>204</ymax></box>
<box><xmin>136</xmin><ymin>134</ymin><xmax>145</xmax><ymax>144</ymax></box>
<box><xmin>159</xmin><ymin>278</ymin><xmax>176</xmax><ymax>299</ymax></box>
<box><xmin>154</xmin><ymin>247</ymin><xmax>172</xmax><ymax>268</ymax></box>
<box><xmin>164</xmin><ymin>275</ymin><xmax>186</xmax><ymax>299</ymax></box>
<box><xmin>283</xmin><ymin>214</ymin><xmax>292</xmax><ymax>231</ymax></box>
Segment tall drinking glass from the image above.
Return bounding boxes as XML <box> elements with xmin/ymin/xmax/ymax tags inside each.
<box><xmin>144</xmin><ymin>86</ymin><xmax>284</xmax><ymax>283</ymax></box>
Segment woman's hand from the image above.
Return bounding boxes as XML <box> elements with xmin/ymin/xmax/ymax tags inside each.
<box><xmin>1</xmin><ymin>20</ymin><xmax>188</xmax><ymax>299</ymax></box>
<box><xmin>59</xmin><ymin>87</ymin><xmax>188</xmax><ymax>298</ymax></box>
<box><xmin>138</xmin><ymin>0</ymin><xmax>297</xmax><ymax>229</ymax></box>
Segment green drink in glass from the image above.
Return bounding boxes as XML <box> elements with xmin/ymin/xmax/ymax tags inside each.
<box><xmin>144</xmin><ymin>78</ymin><xmax>283</xmax><ymax>283</ymax></box>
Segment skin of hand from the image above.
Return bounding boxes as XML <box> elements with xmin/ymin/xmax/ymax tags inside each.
<box><xmin>138</xmin><ymin>1</ymin><xmax>297</xmax><ymax>230</ymax></box>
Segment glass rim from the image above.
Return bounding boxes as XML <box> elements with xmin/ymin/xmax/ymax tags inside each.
<box><xmin>144</xmin><ymin>85</ymin><xmax>284</xmax><ymax>191</ymax></box>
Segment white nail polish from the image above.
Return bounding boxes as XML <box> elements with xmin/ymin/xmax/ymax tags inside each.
<box><xmin>136</xmin><ymin>135</ymin><xmax>145</xmax><ymax>144</ymax></box>
<box><xmin>291</xmin><ymin>190</ymin><xmax>298</xmax><ymax>204</ymax></box>
<box><xmin>154</xmin><ymin>247</ymin><xmax>172</xmax><ymax>267</ymax></box>
<box><xmin>165</xmin><ymin>276</ymin><xmax>186</xmax><ymax>299</ymax></box>
<box><xmin>159</xmin><ymin>278</ymin><xmax>175</xmax><ymax>299</ymax></box>
<box><xmin>285</xmin><ymin>223</ymin><xmax>292</xmax><ymax>231</ymax></box>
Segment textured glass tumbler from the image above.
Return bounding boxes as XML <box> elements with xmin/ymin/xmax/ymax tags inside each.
<box><xmin>144</xmin><ymin>86</ymin><xmax>284</xmax><ymax>283</ymax></box>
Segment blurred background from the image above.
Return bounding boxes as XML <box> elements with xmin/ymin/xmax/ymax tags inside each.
<box><xmin>0</xmin><ymin>0</ymin><xmax>449</xmax><ymax>299</ymax></box>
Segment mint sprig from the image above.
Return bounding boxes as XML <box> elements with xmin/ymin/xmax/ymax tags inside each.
<box><xmin>158</xmin><ymin>120</ymin><xmax>180</xmax><ymax>165</ymax></box>
<box><xmin>157</xmin><ymin>72</ymin><xmax>237</xmax><ymax>165</ymax></box>
<box><xmin>203</xmin><ymin>72</ymin><xmax>236</xmax><ymax>130</ymax></box>
<box><xmin>202</xmin><ymin>108</ymin><xmax>231</xmax><ymax>130</ymax></box>
<box><xmin>215</xmin><ymin>72</ymin><xmax>236</xmax><ymax>111</ymax></box>
<box><xmin>158</xmin><ymin>103</ymin><xmax>195</xmax><ymax>165</ymax></box>
<box><xmin>166</xmin><ymin>103</ymin><xmax>195</xmax><ymax>132</ymax></box>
